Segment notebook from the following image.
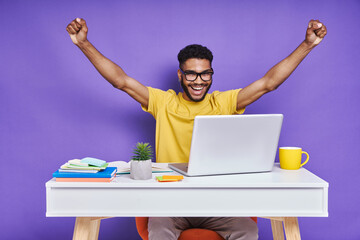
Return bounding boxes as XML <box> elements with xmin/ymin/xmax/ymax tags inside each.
<box><xmin>168</xmin><ymin>114</ymin><xmax>283</xmax><ymax>176</ymax></box>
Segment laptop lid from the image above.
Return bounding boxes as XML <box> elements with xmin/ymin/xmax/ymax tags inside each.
<box><xmin>170</xmin><ymin>114</ymin><xmax>283</xmax><ymax>176</ymax></box>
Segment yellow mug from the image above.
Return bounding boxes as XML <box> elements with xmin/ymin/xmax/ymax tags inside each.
<box><xmin>279</xmin><ymin>147</ymin><xmax>309</xmax><ymax>170</ymax></box>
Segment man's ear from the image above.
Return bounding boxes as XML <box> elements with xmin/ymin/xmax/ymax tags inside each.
<box><xmin>177</xmin><ymin>69</ymin><xmax>182</xmax><ymax>82</ymax></box>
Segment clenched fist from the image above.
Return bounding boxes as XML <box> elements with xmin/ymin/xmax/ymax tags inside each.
<box><xmin>66</xmin><ymin>18</ymin><xmax>88</xmax><ymax>46</ymax></box>
<box><xmin>305</xmin><ymin>19</ymin><xmax>327</xmax><ymax>47</ymax></box>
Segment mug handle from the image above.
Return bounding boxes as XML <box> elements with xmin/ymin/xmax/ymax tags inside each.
<box><xmin>300</xmin><ymin>151</ymin><xmax>309</xmax><ymax>167</ymax></box>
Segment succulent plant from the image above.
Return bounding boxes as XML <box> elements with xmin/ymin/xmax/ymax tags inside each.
<box><xmin>131</xmin><ymin>142</ymin><xmax>153</xmax><ymax>161</ymax></box>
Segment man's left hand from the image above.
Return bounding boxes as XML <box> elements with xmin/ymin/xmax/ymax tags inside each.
<box><xmin>305</xmin><ymin>19</ymin><xmax>327</xmax><ymax>47</ymax></box>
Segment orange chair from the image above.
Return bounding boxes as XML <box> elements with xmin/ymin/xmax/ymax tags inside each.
<box><xmin>135</xmin><ymin>217</ymin><xmax>257</xmax><ymax>240</ymax></box>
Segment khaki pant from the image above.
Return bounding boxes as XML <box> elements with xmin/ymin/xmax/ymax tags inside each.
<box><xmin>148</xmin><ymin>217</ymin><xmax>258</xmax><ymax>240</ymax></box>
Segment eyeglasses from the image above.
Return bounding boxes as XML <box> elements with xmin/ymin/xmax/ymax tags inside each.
<box><xmin>180</xmin><ymin>68</ymin><xmax>214</xmax><ymax>82</ymax></box>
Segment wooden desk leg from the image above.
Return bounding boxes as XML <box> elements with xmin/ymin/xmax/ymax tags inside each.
<box><xmin>270</xmin><ymin>219</ymin><xmax>285</xmax><ymax>240</ymax></box>
<box><xmin>283</xmin><ymin>217</ymin><xmax>301</xmax><ymax>240</ymax></box>
<box><xmin>73</xmin><ymin>217</ymin><xmax>101</xmax><ymax>240</ymax></box>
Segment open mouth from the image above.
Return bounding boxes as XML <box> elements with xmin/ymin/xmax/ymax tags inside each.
<box><xmin>191</xmin><ymin>86</ymin><xmax>205</xmax><ymax>91</ymax></box>
<box><xmin>181</xmin><ymin>78</ymin><xmax>212</xmax><ymax>102</ymax></box>
<box><xmin>189</xmin><ymin>85</ymin><xmax>207</xmax><ymax>96</ymax></box>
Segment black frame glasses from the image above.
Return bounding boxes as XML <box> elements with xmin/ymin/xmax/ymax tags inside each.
<box><xmin>180</xmin><ymin>68</ymin><xmax>214</xmax><ymax>82</ymax></box>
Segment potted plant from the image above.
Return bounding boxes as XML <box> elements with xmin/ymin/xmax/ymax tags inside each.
<box><xmin>130</xmin><ymin>142</ymin><xmax>153</xmax><ymax>180</ymax></box>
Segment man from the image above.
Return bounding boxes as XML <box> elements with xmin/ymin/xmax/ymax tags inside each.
<box><xmin>66</xmin><ymin>18</ymin><xmax>327</xmax><ymax>240</ymax></box>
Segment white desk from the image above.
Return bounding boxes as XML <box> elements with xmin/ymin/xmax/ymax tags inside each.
<box><xmin>46</xmin><ymin>164</ymin><xmax>328</xmax><ymax>240</ymax></box>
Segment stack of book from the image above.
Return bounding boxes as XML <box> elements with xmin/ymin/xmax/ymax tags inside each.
<box><xmin>53</xmin><ymin>157</ymin><xmax>117</xmax><ymax>182</ymax></box>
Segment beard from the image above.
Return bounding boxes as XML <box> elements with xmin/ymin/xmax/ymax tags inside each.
<box><xmin>180</xmin><ymin>77</ymin><xmax>212</xmax><ymax>102</ymax></box>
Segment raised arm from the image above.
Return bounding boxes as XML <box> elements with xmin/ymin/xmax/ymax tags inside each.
<box><xmin>66</xmin><ymin>18</ymin><xmax>149</xmax><ymax>108</ymax></box>
<box><xmin>236</xmin><ymin>19</ymin><xmax>327</xmax><ymax>110</ymax></box>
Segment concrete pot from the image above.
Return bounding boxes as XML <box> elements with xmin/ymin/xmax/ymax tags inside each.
<box><xmin>130</xmin><ymin>159</ymin><xmax>152</xmax><ymax>180</ymax></box>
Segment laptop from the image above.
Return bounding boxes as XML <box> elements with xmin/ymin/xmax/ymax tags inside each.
<box><xmin>168</xmin><ymin>114</ymin><xmax>283</xmax><ymax>176</ymax></box>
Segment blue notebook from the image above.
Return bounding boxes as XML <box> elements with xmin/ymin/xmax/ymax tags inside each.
<box><xmin>53</xmin><ymin>167</ymin><xmax>117</xmax><ymax>178</ymax></box>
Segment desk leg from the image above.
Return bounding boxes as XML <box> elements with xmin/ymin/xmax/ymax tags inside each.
<box><xmin>283</xmin><ymin>217</ymin><xmax>301</xmax><ymax>240</ymax></box>
<box><xmin>270</xmin><ymin>219</ymin><xmax>285</xmax><ymax>240</ymax></box>
<box><xmin>73</xmin><ymin>217</ymin><xmax>101</xmax><ymax>240</ymax></box>
<box><xmin>262</xmin><ymin>217</ymin><xmax>301</xmax><ymax>240</ymax></box>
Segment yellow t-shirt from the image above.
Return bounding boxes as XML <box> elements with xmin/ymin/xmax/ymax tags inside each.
<box><xmin>142</xmin><ymin>87</ymin><xmax>245</xmax><ymax>163</ymax></box>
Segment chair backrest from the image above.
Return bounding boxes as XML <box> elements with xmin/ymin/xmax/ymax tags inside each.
<box><xmin>135</xmin><ymin>217</ymin><xmax>257</xmax><ymax>240</ymax></box>
<box><xmin>136</xmin><ymin>217</ymin><xmax>150</xmax><ymax>240</ymax></box>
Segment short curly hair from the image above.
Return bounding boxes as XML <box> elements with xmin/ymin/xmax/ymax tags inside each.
<box><xmin>177</xmin><ymin>44</ymin><xmax>213</xmax><ymax>68</ymax></box>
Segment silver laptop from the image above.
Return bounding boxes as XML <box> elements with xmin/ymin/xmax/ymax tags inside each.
<box><xmin>169</xmin><ymin>114</ymin><xmax>283</xmax><ymax>176</ymax></box>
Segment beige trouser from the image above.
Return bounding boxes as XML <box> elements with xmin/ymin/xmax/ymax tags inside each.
<box><xmin>148</xmin><ymin>217</ymin><xmax>258</xmax><ymax>240</ymax></box>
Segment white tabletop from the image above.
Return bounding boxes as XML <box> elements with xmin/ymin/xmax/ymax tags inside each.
<box><xmin>46</xmin><ymin>164</ymin><xmax>328</xmax><ymax>188</ymax></box>
<box><xmin>46</xmin><ymin>164</ymin><xmax>328</xmax><ymax>217</ymax></box>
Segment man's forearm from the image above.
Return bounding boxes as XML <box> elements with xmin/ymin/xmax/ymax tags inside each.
<box><xmin>76</xmin><ymin>40</ymin><xmax>128</xmax><ymax>89</ymax></box>
<box><xmin>264</xmin><ymin>41</ymin><xmax>315</xmax><ymax>91</ymax></box>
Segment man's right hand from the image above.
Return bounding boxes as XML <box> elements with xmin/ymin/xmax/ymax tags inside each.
<box><xmin>65</xmin><ymin>17</ymin><xmax>149</xmax><ymax>108</ymax></box>
<box><xmin>66</xmin><ymin>18</ymin><xmax>88</xmax><ymax>46</ymax></box>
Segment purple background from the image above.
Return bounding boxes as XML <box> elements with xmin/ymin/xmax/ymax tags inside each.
<box><xmin>1</xmin><ymin>0</ymin><xmax>359</xmax><ymax>239</ymax></box>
